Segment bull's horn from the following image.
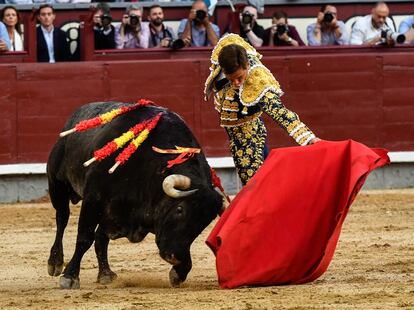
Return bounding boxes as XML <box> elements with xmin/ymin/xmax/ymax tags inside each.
<box><xmin>162</xmin><ymin>174</ymin><xmax>198</xmax><ymax>198</ymax></box>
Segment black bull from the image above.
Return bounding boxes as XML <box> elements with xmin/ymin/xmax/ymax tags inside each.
<box><xmin>47</xmin><ymin>102</ymin><xmax>224</xmax><ymax>289</ymax></box>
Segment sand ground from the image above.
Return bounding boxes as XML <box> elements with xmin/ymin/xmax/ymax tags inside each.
<box><xmin>0</xmin><ymin>189</ymin><xmax>413</xmax><ymax>310</ymax></box>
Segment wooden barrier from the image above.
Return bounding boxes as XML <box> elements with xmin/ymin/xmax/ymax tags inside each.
<box><xmin>0</xmin><ymin>46</ymin><xmax>413</xmax><ymax>164</ymax></box>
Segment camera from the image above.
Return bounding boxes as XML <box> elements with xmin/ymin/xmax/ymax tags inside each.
<box><xmin>168</xmin><ymin>38</ymin><xmax>185</xmax><ymax>50</ymax></box>
<box><xmin>129</xmin><ymin>14</ymin><xmax>140</xmax><ymax>26</ymax></box>
<box><xmin>195</xmin><ymin>10</ymin><xmax>206</xmax><ymax>22</ymax></box>
<box><xmin>100</xmin><ymin>14</ymin><xmax>112</xmax><ymax>28</ymax></box>
<box><xmin>241</xmin><ymin>12</ymin><xmax>253</xmax><ymax>25</ymax></box>
<box><xmin>276</xmin><ymin>24</ymin><xmax>289</xmax><ymax>36</ymax></box>
<box><xmin>381</xmin><ymin>28</ymin><xmax>406</xmax><ymax>44</ymax></box>
<box><xmin>323</xmin><ymin>12</ymin><xmax>334</xmax><ymax>23</ymax></box>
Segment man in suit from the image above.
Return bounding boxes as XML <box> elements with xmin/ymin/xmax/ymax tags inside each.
<box><xmin>37</xmin><ymin>4</ymin><xmax>71</xmax><ymax>63</ymax></box>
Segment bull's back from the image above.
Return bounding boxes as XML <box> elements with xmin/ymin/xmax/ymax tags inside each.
<box><xmin>47</xmin><ymin>102</ymin><xmax>208</xmax><ymax>200</ymax></box>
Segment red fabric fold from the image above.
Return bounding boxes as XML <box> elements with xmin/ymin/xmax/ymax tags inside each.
<box><xmin>206</xmin><ymin>140</ymin><xmax>389</xmax><ymax>289</ymax></box>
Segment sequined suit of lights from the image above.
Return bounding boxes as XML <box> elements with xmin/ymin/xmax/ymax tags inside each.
<box><xmin>204</xmin><ymin>34</ymin><xmax>316</xmax><ymax>185</ymax></box>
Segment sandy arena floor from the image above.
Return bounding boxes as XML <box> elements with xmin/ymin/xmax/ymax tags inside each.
<box><xmin>0</xmin><ymin>189</ymin><xmax>413</xmax><ymax>309</ymax></box>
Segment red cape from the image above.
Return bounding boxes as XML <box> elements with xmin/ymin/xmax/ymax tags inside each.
<box><xmin>206</xmin><ymin>140</ymin><xmax>389</xmax><ymax>289</ymax></box>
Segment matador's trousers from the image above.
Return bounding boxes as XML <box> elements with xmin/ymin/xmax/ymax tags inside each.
<box><xmin>225</xmin><ymin>118</ymin><xmax>267</xmax><ymax>185</ymax></box>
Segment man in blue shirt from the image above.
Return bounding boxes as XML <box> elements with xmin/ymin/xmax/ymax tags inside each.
<box><xmin>0</xmin><ymin>21</ymin><xmax>11</xmax><ymax>52</ymax></box>
<box><xmin>399</xmin><ymin>16</ymin><xmax>414</xmax><ymax>44</ymax></box>
<box><xmin>307</xmin><ymin>4</ymin><xmax>349</xmax><ymax>46</ymax></box>
<box><xmin>178</xmin><ymin>0</ymin><xmax>220</xmax><ymax>47</ymax></box>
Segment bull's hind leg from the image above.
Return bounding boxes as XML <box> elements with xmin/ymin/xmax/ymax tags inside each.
<box><xmin>48</xmin><ymin>180</ymin><xmax>70</xmax><ymax>277</ymax></box>
<box><xmin>95</xmin><ymin>226</ymin><xmax>117</xmax><ymax>284</ymax></box>
<box><xmin>60</xmin><ymin>199</ymin><xmax>99</xmax><ymax>289</ymax></box>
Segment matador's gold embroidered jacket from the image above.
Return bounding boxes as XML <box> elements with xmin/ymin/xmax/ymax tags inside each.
<box><xmin>204</xmin><ymin>34</ymin><xmax>316</xmax><ymax>146</ymax></box>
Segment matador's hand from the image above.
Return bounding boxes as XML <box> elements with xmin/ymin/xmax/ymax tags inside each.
<box><xmin>308</xmin><ymin>137</ymin><xmax>322</xmax><ymax>145</ymax></box>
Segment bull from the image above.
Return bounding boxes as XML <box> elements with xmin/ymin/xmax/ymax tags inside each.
<box><xmin>47</xmin><ymin>102</ymin><xmax>224</xmax><ymax>289</ymax></box>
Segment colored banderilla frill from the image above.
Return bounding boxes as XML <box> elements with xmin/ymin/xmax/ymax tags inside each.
<box><xmin>108</xmin><ymin>113</ymin><xmax>162</xmax><ymax>174</ymax></box>
<box><xmin>210</xmin><ymin>167</ymin><xmax>231</xmax><ymax>203</ymax></box>
<box><xmin>152</xmin><ymin>146</ymin><xmax>201</xmax><ymax>169</ymax></box>
<box><xmin>83</xmin><ymin>112</ymin><xmax>163</xmax><ymax>168</ymax></box>
<box><xmin>59</xmin><ymin>99</ymin><xmax>153</xmax><ymax>137</ymax></box>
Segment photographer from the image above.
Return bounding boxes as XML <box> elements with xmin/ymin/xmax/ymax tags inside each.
<box><xmin>177</xmin><ymin>0</ymin><xmax>220</xmax><ymax>47</ymax></box>
<box><xmin>147</xmin><ymin>4</ymin><xmax>177</xmax><ymax>48</ymax></box>
<box><xmin>264</xmin><ymin>11</ymin><xmax>304</xmax><ymax>47</ymax></box>
<box><xmin>93</xmin><ymin>3</ymin><xmax>115</xmax><ymax>50</ymax></box>
<box><xmin>350</xmin><ymin>2</ymin><xmax>400</xmax><ymax>46</ymax></box>
<box><xmin>307</xmin><ymin>4</ymin><xmax>349</xmax><ymax>46</ymax></box>
<box><xmin>398</xmin><ymin>15</ymin><xmax>414</xmax><ymax>44</ymax></box>
<box><xmin>239</xmin><ymin>5</ymin><xmax>265</xmax><ymax>48</ymax></box>
<box><xmin>115</xmin><ymin>4</ymin><xmax>149</xmax><ymax>49</ymax></box>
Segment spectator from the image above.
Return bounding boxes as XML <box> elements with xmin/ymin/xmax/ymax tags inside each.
<box><xmin>0</xmin><ymin>21</ymin><xmax>11</xmax><ymax>52</ymax></box>
<box><xmin>1</xmin><ymin>6</ymin><xmax>23</xmax><ymax>51</ymax></box>
<box><xmin>147</xmin><ymin>4</ymin><xmax>177</xmax><ymax>48</ymax></box>
<box><xmin>264</xmin><ymin>11</ymin><xmax>305</xmax><ymax>47</ymax></box>
<box><xmin>115</xmin><ymin>4</ymin><xmax>149</xmax><ymax>49</ymax></box>
<box><xmin>177</xmin><ymin>0</ymin><xmax>219</xmax><ymax>47</ymax></box>
<box><xmin>398</xmin><ymin>15</ymin><xmax>414</xmax><ymax>44</ymax></box>
<box><xmin>54</xmin><ymin>0</ymin><xmax>91</xmax><ymax>3</ymax></box>
<box><xmin>239</xmin><ymin>5</ymin><xmax>265</xmax><ymax>47</ymax></box>
<box><xmin>37</xmin><ymin>4</ymin><xmax>71</xmax><ymax>62</ymax></box>
<box><xmin>4</xmin><ymin>0</ymin><xmax>32</xmax><ymax>4</ymax></box>
<box><xmin>307</xmin><ymin>4</ymin><xmax>349</xmax><ymax>46</ymax></box>
<box><xmin>93</xmin><ymin>2</ymin><xmax>115</xmax><ymax>50</ymax></box>
<box><xmin>350</xmin><ymin>2</ymin><xmax>396</xmax><ymax>46</ymax></box>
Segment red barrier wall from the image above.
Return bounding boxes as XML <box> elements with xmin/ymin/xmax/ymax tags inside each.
<box><xmin>0</xmin><ymin>46</ymin><xmax>413</xmax><ymax>164</ymax></box>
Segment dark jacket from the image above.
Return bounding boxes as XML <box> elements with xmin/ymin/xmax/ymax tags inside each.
<box><xmin>264</xmin><ymin>24</ymin><xmax>305</xmax><ymax>46</ymax></box>
<box><xmin>94</xmin><ymin>25</ymin><xmax>116</xmax><ymax>50</ymax></box>
<box><xmin>37</xmin><ymin>26</ymin><xmax>71</xmax><ymax>62</ymax></box>
<box><xmin>240</xmin><ymin>22</ymin><xmax>265</xmax><ymax>44</ymax></box>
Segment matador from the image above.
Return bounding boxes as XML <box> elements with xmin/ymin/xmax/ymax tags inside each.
<box><xmin>204</xmin><ymin>34</ymin><xmax>319</xmax><ymax>185</ymax></box>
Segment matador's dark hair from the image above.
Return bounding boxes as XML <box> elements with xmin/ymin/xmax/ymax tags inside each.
<box><xmin>218</xmin><ymin>44</ymin><xmax>248</xmax><ymax>75</ymax></box>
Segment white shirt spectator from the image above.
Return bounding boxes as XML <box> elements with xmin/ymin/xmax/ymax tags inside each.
<box><xmin>11</xmin><ymin>29</ymin><xmax>24</xmax><ymax>51</ymax></box>
<box><xmin>350</xmin><ymin>14</ymin><xmax>395</xmax><ymax>45</ymax></box>
<box><xmin>41</xmin><ymin>25</ymin><xmax>55</xmax><ymax>63</ymax></box>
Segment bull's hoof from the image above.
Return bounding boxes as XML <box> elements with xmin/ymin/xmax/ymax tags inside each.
<box><xmin>48</xmin><ymin>263</ymin><xmax>63</xmax><ymax>277</ymax></box>
<box><xmin>169</xmin><ymin>268</ymin><xmax>183</xmax><ymax>288</ymax></box>
<box><xmin>97</xmin><ymin>270</ymin><xmax>117</xmax><ymax>285</ymax></box>
<box><xmin>59</xmin><ymin>275</ymin><xmax>80</xmax><ymax>289</ymax></box>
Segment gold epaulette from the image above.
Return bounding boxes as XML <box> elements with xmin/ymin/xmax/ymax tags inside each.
<box><xmin>239</xmin><ymin>65</ymin><xmax>283</xmax><ymax>107</ymax></box>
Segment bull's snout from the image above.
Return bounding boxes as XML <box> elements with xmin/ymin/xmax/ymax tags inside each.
<box><xmin>161</xmin><ymin>252</ymin><xmax>181</xmax><ymax>266</ymax></box>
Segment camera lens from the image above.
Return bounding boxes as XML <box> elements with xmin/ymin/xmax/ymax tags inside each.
<box><xmin>100</xmin><ymin>14</ymin><xmax>112</xmax><ymax>27</ymax></box>
<box><xmin>129</xmin><ymin>14</ymin><xmax>140</xmax><ymax>26</ymax></box>
<box><xmin>276</xmin><ymin>24</ymin><xmax>288</xmax><ymax>36</ymax></box>
<box><xmin>242</xmin><ymin>12</ymin><xmax>252</xmax><ymax>25</ymax></box>
<box><xmin>195</xmin><ymin>10</ymin><xmax>206</xmax><ymax>21</ymax></box>
<box><xmin>323</xmin><ymin>12</ymin><xmax>334</xmax><ymax>23</ymax></box>
<box><xmin>170</xmin><ymin>39</ymin><xmax>185</xmax><ymax>50</ymax></box>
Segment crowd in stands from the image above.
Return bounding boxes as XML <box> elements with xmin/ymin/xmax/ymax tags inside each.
<box><xmin>0</xmin><ymin>0</ymin><xmax>414</xmax><ymax>60</ymax></box>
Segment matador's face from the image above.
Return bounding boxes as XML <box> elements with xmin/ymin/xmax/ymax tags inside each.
<box><xmin>224</xmin><ymin>67</ymin><xmax>249</xmax><ymax>89</ymax></box>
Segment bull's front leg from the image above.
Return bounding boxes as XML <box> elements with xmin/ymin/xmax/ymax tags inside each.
<box><xmin>60</xmin><ymin>200</ymin><xmax>99</xmax><ymax>289</ymax></box>
<box><xmin>169</xmin><ymin>252</ymin><xmax>192</xmax><ymax>288</ymax></box>
<box><xmin>94</xmin><ymin>225</ymin><xmax>117</xmax><ymax>284</ymax></box>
